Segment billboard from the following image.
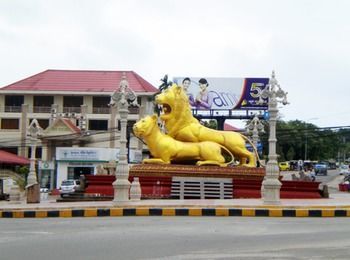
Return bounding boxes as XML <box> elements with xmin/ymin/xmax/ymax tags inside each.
<box><xmin>173</xmin><ymin>77</ymin><xmax>269</xmax><ymax>111</ymax></box>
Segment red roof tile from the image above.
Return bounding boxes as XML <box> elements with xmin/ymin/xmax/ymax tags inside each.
<box><xmin>61</xmin><ymin>118</ymin><xmax>81</xmax><ymax>133</ymax></box>
<box><xmin>0</xmin><ymin>70</ymin><xmax>158</xmax><ymax>93</ymax></box>
<box><xmin>224</xmin><ymin>123</ymin><xmax>241</xmax><ymax>131</ymax></box>
<box><xmin>0</xmin><ymin>150</ymin><xmax>30</xmax><ymax>165</ymax></box>
<box><xmin>43</xmin><ymin>118</ymin><xmax>81</xmax><ymax>135</ymax></box>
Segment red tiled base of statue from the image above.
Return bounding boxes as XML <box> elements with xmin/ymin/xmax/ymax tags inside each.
<box><xmin>82</xmin><ymin>164</ymin><xmax>322</xmax><ymax>199</ymax></box>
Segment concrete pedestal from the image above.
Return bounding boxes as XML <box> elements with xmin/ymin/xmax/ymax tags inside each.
<box><xmin>262</xmin><ymin>178</ymin><xmax>282</xmax><ymax>205</ymax></box>
<box><xmin>26</xmin><ymin>183</ymin><xmax>40</xmax><ymax>203</ymax></box>
<box><xmin>113</xmin><ymin>179</ymin><xmax>131</xmax><ymax>202</ymax></box>
<box><xmin>130</xmin><ymin>177</ymin><xmax>141</xmax><ymax>201</ymax></box>
<box><xmin>9</xmin><ymin>184</ymin><xmax>21</xmax><ymax>201</ymax></box>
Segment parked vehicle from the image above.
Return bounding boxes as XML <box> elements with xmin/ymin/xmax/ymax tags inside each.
<box><xmin>339</xmin><ymin>165</ymin><xmax>350</xmax><ymax>175</ymax></box>
<box><xmin>289</xmin><ymin>160</ymin><xmax>299</xmax><ymax>171</ymax></box>
<box><xmin>303</xmin><ymin>160</ymin><xmax>314</xmax><ymax>171</ymax></box>
<box><xmin>279</xmin><ymin>162</ymin><xmax>290</xmax><ymax>171</ymax></box>
<box><xmin>328</xmin><ymin>160</ymin><xmax>337</xmax><ymax>169</ymax></box>
<box><xmin>59</xmin><ymin>180</ymin><xmax>80</xmax><ymax>197</ymax></box>
<box><xmin>314</xmin><ymin>162</ymin><xmax>328</xmax><ymax>176</ymax></box>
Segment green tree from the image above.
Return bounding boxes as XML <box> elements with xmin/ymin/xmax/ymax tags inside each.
<box><xmin>286</xmin><ymin>147</ymin><xmax>295</xmax><ymax>161</ymax></box>
<box><xmin>202</xmin><ymin>119</ymin><xmax>217</xmax><ymax>130</ymax></box>
<box><xmin>260</xmin><ymin>119</ymin><xmax>348</xmax><ymax>162</ymax></box>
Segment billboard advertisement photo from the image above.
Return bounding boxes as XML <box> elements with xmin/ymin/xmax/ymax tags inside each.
<box><xmin>173</xmin><ymin>77</ymin><xmax>269</xmax><ymax>111</ymax></box>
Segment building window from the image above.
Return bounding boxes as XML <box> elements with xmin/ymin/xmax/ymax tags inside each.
<box><xmin>93</xmin><ymin>96</ymin><xmax>110</xmax><ymax>107</ymax></box>
<box><xmin>117</xmin><ymin>120</ymin><xmax>136</xmax><ymax>131</ymax></box>
<box><xmin>33</xmin><ymin>96</ymin><xmax>54</xmax><ymax>113</ymax></box>
<box><xmin>88</xmin><ymin>120</ymin><xmax>108</xmax><ymax>130</ymax></box>
<box><xmin>5</xmin><ymin>96</ymin><xmax>24</xmax><ymax>112</ymax></box>
<box><xmin>28</xmin><ymin>147</ymin><xmax>42</xmax><ymax>159</ymax></box>
<box><xmin>68</xmin><ymin>166</ymin><xmax>94</xmax><ymax>179</ymax></box>
<box><xmin>1</xmin><ymin>119</ymin><xmax>19</xmax><ymax>129</ymax></box>
<box><xmin>1</xmin><ymin>147</ymin><xmax>18</xmax><ymax>155</ymax></box>
<box><xmin>63</xmin><ymin>96</ymin><xmax>83</xmax><ymax>113</ymax></box>
<box><xmin>92</xmin><ymin>96</ymin><xmax>110</xmax><ymax>114</ymax></box>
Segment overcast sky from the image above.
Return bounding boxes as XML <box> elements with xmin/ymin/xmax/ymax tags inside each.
<box><xmin>1</xmin><ymin>0</ymin><xmax>349</xmax><ymax>128</ymax></box>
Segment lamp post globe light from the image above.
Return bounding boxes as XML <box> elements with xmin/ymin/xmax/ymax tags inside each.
<box><xmin>110</xmin><ymin>73</ymin><xmax>138</xmax><ymax>203</ymax></box>
<box><xmin>260</xmin><ymin>71</ymin><xmax>289</xmax><ymax>205</ymax></box>
<box><xmin>26</xmin><ymin>119</ymin><xmax>43</xmax><ymax>203</ymax></box>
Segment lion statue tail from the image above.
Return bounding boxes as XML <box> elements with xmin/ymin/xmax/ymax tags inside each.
<box><xmin>218</xmin><ymin>144</ymin><xmax>236</xmax><ymax>167</ymax></box>
<box><xmin>239</xmin><ymin>134</ymin><xmax>265</xmax><ymax>167</ymax></box>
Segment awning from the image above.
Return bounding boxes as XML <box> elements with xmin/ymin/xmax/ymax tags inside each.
<box><xmin>0</xmin><ymin>150</ymin><xmax>30</xmax><ymax>165</ymax></box>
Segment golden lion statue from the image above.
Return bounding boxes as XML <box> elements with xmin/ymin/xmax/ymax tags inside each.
<box><xmin>155</xmin><ymin>84</ymin><xmax>256</xmax><ymax>167</ymax></box>
<box><xmin>133</xmin><ymin>115</ymin><xmax>233</xmax><ymax>166</ymax></box>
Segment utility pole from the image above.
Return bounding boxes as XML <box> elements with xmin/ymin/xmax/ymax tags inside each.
<box><xmin>305</xmin><ymin>133</ymin><xmax>308</xmax><ymax>161</ymax></box>
<box><xmin>304</xmin><ymin>118</ymin><xmax>318</xmax><ymax>161</ymax></box>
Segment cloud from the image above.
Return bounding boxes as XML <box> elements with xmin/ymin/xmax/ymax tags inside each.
<box><xmin>0</xmin><ymin>0</ymin><xmax>350</xmax><ymax>127</ymax></box>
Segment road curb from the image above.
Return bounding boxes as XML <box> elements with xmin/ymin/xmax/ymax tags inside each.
<box><xmin>1</xmin><ymin>207</ymin><xmax>350</xmax><ymax>218</ymax></box>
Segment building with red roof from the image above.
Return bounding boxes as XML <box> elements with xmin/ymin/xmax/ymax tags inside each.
<box><xmin>224</xmin><ymin>122</ymin><xmax>241</xmax><ymax>132</ymax></box>
<box><xmin>0</xmin><ymin>70</ymin><xmax>158</xmax><ymax>189</ymax></box>
<box><xmin>0</xmin><ymin>70</ymin><xmax>157</xmax><ymax>93</ymax></box>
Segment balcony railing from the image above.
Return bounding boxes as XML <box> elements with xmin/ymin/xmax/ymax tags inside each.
<box><xmin>92</xmin><ymin>107</ymin><xmax>139</xmax><ymax>114</ymax></box>
<box><xmin>63</xmin><ymin>107</ymin><xmax>81</xmax><ymax>113</ymax></box>
<box><xmin>33</xmin><ymin>106</ymin><xmax>52</xmax><ymax>113</ymax></box>
<box><xmin>129</xmin><ymin>106</ymin><xmax>140</xmax><ymax>114</ymax></box>
<box><xmin>92</xmin><ymin>107</ymin><xmax>110</xmax><ymax>114</ymax></box>
<box><xmin>1</xmin><ymin>106</ymin><xmax>140</xmax><ymax>115</ymax></box>
<box><xmin>4</xmin><ymin>106</ymin><xmax>21</xmax><ymax>113</ymax></box>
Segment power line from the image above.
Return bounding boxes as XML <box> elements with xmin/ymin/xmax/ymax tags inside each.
<box><xmin>1</xmin><ymin>123</ymin><xmax>349</xmax><ymax>149</ymax></box>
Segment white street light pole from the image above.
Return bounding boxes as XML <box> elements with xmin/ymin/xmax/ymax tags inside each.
<box><xmin>261</xmin><ymin>71</ymin><xmax>289</xmax><ymax>205</ymax></box>
<box><xmin>26</xmin><ymin>119</ymin><xmax>43</xmax><ymax>203</ymax></box>
<box><xmin>110</xmin><ymin>73</ymin><xmax>138</xmax><ymax>203</ymax></box>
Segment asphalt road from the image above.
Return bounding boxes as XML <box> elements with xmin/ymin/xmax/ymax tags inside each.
<box><xmin>315</xmin><ymin>169</ymin><xmax>339</xmax><ymax>184</ymax></box>
<box><xmin>281</xmin><ymin>169</ymin><xmax>341</xmax><ymax>188</ymax></box>
<box><xmin>1</xmin><ymin>217</ymin><xmax>350</xmax><ymax>260</ymax></box>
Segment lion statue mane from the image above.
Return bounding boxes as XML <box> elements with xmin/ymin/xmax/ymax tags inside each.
<box><xmin>155</xmin><ymin>84</ymin><xmax>256</xmax><ymax>167</ymax></box>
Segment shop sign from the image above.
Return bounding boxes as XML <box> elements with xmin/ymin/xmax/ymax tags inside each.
<box><xmin>38</xmin><ymin>161</ymin><xmax>55</xmax><ymax>170</ymax></box>
<box><xmin>56</xmin><ymin>147</ymin><xmax>117</xmax><ymax>161</ymax></box>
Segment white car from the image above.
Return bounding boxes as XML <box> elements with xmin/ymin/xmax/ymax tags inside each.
<box><xmin>339</xmin><ymin>165</ymin><xmax>350</xmax><ymax>175</ymax></box>
<box><xmin>60</xmin><ymin>180</ymin><xmax>80</xmax><ymax>197</ymax></box>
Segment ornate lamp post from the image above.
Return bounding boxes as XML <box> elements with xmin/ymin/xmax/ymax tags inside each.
<box><xmin>26</xmin><ymin>119</ymin><xmax>43</xmax><ymax>203</ymax></box>
<box><xmin>260</xmin><ymin>71</ymin><xmax>288</xmax><ymax>204</ymax></box>
<box><xmin>246</xmin><ymin>114</ymin><xmax>265</xmax><ymax>150</ymax></box>
<box><xmin>110</xmin><ymin>73</ymin><xmax>138</xmax><ymax>202</ymax></box>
